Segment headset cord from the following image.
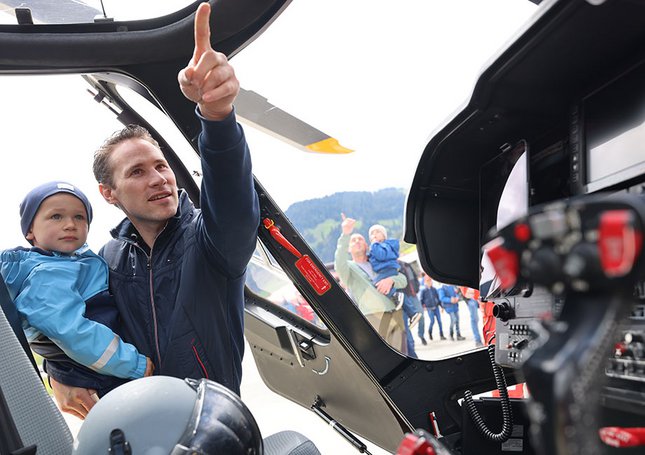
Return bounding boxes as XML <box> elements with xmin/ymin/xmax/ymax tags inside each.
<box><xmin>463</xmin><ymin>344</ymin><xmax>513</xmax><ymax>443</ymax></box>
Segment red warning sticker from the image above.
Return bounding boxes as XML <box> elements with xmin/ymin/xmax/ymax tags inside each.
<box><xmin>296</xmin><ymin>255</ymin><xmax>331</xmax><ymax>295</ymax></box>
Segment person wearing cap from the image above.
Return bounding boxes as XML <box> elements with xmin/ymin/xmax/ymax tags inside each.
<box><xmin>0</xmin><ymin>181</ymin><xmax>154</xmax><ymax>410</ymax></box>
<box><xmin>367</xmin><ymin>224</ymin><xmax>402</xmax><ymax>297</ymax></box>
<box><xmin>368</xmin><ymin>224</ymin><xmax>422</xmax><ymax>329</ymax></box>
<box><xmin>48</xmin><ymin>3</ymin><xmax>260</xmax><ymax>419</ymax></box>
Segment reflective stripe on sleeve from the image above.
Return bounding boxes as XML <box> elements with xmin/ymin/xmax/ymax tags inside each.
<box><xmin>91</xmin><ymin>335</ymin><xmax>119</xmax><ymax>370</ymax></box>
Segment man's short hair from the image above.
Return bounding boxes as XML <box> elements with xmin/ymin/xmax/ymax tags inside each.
<box><xmin>93</xmin><ymin>124</ymin><xmax>160</xmax><ymax>187</ymax></box>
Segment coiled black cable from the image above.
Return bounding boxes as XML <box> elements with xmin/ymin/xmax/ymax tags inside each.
<box><xmin>463</xmin><ymin>344</ymin><xmax>513</xmax><ymax>442</ymax></box>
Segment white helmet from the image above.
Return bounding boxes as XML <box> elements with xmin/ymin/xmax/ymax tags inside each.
<box><xmin>73</xmin><ymin>376</ymin><xmax>263</xmax><ymax>454</ymax></box>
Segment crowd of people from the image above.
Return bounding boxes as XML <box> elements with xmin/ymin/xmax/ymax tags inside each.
<box><xmin>397</xmin><ymin>270</ymin><xmax>487</xmax><ymax>357</ymax></box>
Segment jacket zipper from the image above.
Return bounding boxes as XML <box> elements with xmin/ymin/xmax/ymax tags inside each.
<box><xmin>147</xmin><ymin>254</ymin><xmax>162</xmax><ymax>368</ymax></box>
<box><xmin>123</xmin><ymin>226</ymin><xmax>166</xmax><ymax>370</ymax></box>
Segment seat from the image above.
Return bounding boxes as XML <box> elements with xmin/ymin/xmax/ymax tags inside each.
<box><xmin>264</xmin><ymin>430</ymin><xmax>321</xmax><ymax>455</ymax></box>
<box><xmin>0</xmin><ymin>277</ymin><xmax>74</xmax><ymax>454</ymax></box>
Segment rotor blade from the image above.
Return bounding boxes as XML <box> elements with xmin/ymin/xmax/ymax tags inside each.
<box><xmin>235</xmin><ymin>88</ymin><xmax>353</xmax><ymax>154</ymax></box>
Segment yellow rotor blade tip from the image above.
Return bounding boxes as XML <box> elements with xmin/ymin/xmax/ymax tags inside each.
<box><xmin>306</xmin><ymin>138</ymin><xmax>353</xmax><ymax>154</ymax></box>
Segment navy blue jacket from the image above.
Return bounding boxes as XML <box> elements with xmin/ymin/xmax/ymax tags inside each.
<box><xmin>419</xmin><ymin>286</ymin><xmax>441</xmax><ymax>309</ymax></box>
<box><xmin>100</xmin><ymin>111</ymin><xmax>259</xmax><ymax>394</ymax></box>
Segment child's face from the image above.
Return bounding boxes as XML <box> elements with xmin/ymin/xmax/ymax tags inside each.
<box><xmin>26</xmin><ymin>193</ymin><xmax>89</xmax><ymax>254</ymax></box>
<box><xmin>369</xmin><ymin>229</ymin><xmax>386</xmax><ymax>244</ymax></box>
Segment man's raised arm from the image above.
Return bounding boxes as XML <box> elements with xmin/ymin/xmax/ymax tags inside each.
<box><xmin>178</xmin><ymin>2</ymin><xmax>259</xmax><ymax>274</ymax></box>
<box><xmin>178</xmin><ymin>3</ymin><xmax>238</xmax><ymax>121</ymax></box>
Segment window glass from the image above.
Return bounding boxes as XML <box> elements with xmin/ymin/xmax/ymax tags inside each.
<box><xmin>233</xmin><ymin>0</ymin><xmax>537</xmax><ymax>359</ymax></box>
<box><xmin>114</xmin><ymin>83</ymin><xmax>203</xmax><ymax>187</ymax></box>
<box><xmin>247</xmin><ymin>242</ymin><xmax>326</xmax><ymax>330</ymax></box>
<box><xmin>0</xmin><ymin>75</ymin><xmax>124</xmax><ymax>249</ymax></box>
<box><xmin>0</xmin><ymin>1</ymin><xmax>539</xmax><ymax>362</ymax></box>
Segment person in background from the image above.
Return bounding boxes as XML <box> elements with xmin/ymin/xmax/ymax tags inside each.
<box><xmin>459</xmin><ymin>286</ymin><xmax>484</xmax><ymax>347</ymax></box>
<box><xmin>397</xmin><ymin>260</ymin><xmax>423</xmax><ymax>355</ymax></box>
<box><xmin>367</xmin><ymin>224</ymin><xmax>402</xmax><ymax>302</ymax></box>
<box><xmin>416</xmin><ymin>272</ymin><xmax>428</xmax><ymax>344</ymax></box>
<box><xmin>367</xmin><ymin>224</ymin><xmax>423</xmax><ymax>331</ymax></box>
<box><xmin>438</xmin><ymin>284</ymin><xmax>465</xmax><ymax>341</ymax></box>
<box><xmin>334</xmin><ymin>214</ymin><xmax>407</xmax><ymax>354</ymax></box>
<box><xmin>398</xmin><ymin>260</ymin><xmax>423</xmax><ymax>329</ymax></box>
<box><xmin>1</xmin><ymin>182</ymin><xmax>154</xmax><ymax>409</ymax></box>
<box><xmin>418</xmin><ymin>274</ymin><xmax>446</xmax><ymax>343</ymax></box>
<box><xmin>479</xmin><ymin>265</ymin><xmax>497</xmax><ymax>346</ymax></box>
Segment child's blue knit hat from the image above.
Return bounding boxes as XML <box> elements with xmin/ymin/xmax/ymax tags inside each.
<box><xmin>19</xmin><ymin>181</ymin><xmax>93</xmax><ymax>237</ymax></box>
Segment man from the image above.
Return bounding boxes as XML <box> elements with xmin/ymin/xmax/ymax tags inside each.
<box><xmin>460</xmin><ymin>286</ymin><xmax>484</xmax><ymax>347</ymax></box>
<box><xmin>438</xmin><ymin>285</ymin><xmax>466</xmax><ymax>341</ymax></box>
<box><xmin>418</xmin><ymin>274</ymin><xmax>446</xmax><ymax>343</ymax></box>
<box><xmin>398</xmin><ymin>260</ymin><xmax>423</xmax><ymax>329</ymax></box>
<box><xmin>397</xmin><ymin>260</ymin><xmax>423</xmax><ymax>356</ymax></box>
<box><xmin>50</xmin><ymin>3</ymin><xmax>260</xmax><ymax>418</ymax></box>
<box><xmin>334</xmin><ymin>214</ymin><xmax>407</xmax><ymax>353</ymax></box>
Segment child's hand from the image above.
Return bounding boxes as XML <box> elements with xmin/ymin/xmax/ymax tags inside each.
<box><xmin>144</xmin><ymin>357</ymin><xmax>155</xmax><ymax>377</ymax></box>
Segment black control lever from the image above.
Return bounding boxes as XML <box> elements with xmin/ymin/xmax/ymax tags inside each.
<box><xmin>523</xmin><ymin>290</ymin><xmax>631</xmax><ymax>454</ymax></box>
<box><xmin>484</xmin><ymin>193</ymin><xmax>645</xmax><ymax>455</ymax></box>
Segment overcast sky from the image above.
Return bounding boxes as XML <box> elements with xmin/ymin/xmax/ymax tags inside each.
<box><xmin>0</xmin><ymin>0</ymin><xmax>537</xmax><ymax>252</ymax></box>
<box><xmin>234</xmin><ymin>0</ymin><xmax>536</xmax><ymax>204</ymax></box>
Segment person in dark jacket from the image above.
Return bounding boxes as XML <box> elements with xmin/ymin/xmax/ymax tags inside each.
<box><xmin>49</xmin><ymin>3</ymin><xmax>260</xmax><ymax>418</ymax></box>
<box><xmin>418</xmin><ymin>274</ymin><xmax>446</xmax><ymax>342</ymax></box>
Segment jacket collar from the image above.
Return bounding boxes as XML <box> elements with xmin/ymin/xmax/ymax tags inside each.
<box><xmin>110</xmin><ymin>189</ymin><xmax>194</xmax><ymax>245</ymax></box>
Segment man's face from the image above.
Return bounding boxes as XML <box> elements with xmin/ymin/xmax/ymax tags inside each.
<box><xmin>99</xmin><ymin>138</ymin><xmax>178</xmax><ymax>231</ymax></box>
<box><xmin>424</xmin><ymin>275</ymin><xmax>433</xmax><ymax>287</ymax></box>
<box><xmin>27</xmin><ymin>193</ymin><xmax>89</xmax><ymax>254</ymax></box>
<box><xmin>349</xmin><ymin>233</ymin><xmax>368</xmax><ymax>256</ymax></box>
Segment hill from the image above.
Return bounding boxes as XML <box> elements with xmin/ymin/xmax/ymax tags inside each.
<box><xmin>284</xmin><ymin>188</ymin><xmax>408</xmax><ymax>263</ymax></box>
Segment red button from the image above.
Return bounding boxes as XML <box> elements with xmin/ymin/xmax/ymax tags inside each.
<box><xmin>514</xmin><ymin>223</ymin><xmax>531</xmax><ymax>243</ymax></box>
<box><xmin>396</xmin><ymin>433</ymin><xmax>436</xmax><ymax>455</ymax></box>
<box><xmin>598</xmin><ymin>210</ymin><xmax>642</xmax><ymax>277</ymax></box>
<box><xmin>599</xmin><ymin>427</ymin><xmax>645</xmax><ymax>448</ymax></box>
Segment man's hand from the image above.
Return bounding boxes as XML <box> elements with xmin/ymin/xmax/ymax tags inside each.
<box><xmin>144</xmin><ymin>357</ymin><xmax>155</xmax><ymax>377</ymax></box>
<box><xmin>50</xmin><ymin>377</ymin><xmax>97</xmax><ymax>420</ymax></box>
<box><xmin>375</xmin><ymin>277</ymin><xmax>395</xmax><ymax>295</ymax></box>
<box><xmin>341</xmin><ymin>213</ymin><xmax>356</xmax><ymax>235</ymax></box>
<box><xmin>178</xmin><ymin>3</ymin><xmax>239</xmax><ymax>120</ymax></box>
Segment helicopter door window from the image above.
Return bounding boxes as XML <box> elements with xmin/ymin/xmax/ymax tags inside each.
<box><xmin>246</xmin><ymin>242</ymin><xmax>327</xmax><ymax>330</ymax></box>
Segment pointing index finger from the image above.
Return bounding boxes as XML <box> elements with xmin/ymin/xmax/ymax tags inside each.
<box><xmin>193</xmin><ymin>2</ymin><xmax>213</xmax><ymax>63</ymax></box>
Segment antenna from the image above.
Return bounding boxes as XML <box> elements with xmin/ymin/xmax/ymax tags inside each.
<box><xmin>94</xmin><ymin>0</ymin><xmax>114</xmax><ymax>23</ymax></box>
